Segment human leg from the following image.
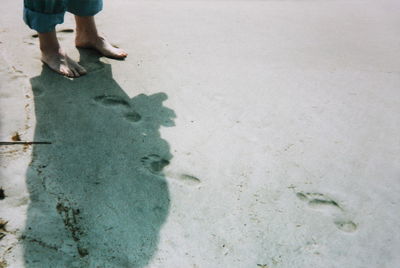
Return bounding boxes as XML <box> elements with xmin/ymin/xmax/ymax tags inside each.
<box><xmin>74</xmin><ymin>16</ymin><xmax>128</xmax><ymax>59</ymax></box>
<box><xmin>68</xmin><ymin>0</ymin><xmax>128</xmax><ymax>59</ymax></box>
<box><xmin>23</xmin><ymin>0</ymin><xmax>86</xmax><ymax>77</ymax></box>
<box><xmin>39</xmin><ymin>31</ymin><xmax>87</xmax><ymax>77</ymax></box>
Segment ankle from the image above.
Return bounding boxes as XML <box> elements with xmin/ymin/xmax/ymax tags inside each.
<box><xmin>75</xmin><ymin>16</ymin><xmax>99</xmax><ymax>40</ymax></box>
<box><xmin>40</xmin><ymin>45</ymin><xmax>61</xmax><ymax>55</ymax></box>
<box><xmin>38</xmin><ymin>31</ymin><xmax>61</xmax><ymax>55</ymax></box>
<box><xmin>76</xmin><ymin>30</ymin><xmax>99</xmax><ymax>42</ymax></box>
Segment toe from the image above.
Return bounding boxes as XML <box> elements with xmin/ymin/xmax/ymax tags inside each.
<box><xmin>77</xmin><ymin>66</ymin><xmax>87</xmax><ymax>75</ymax></box>
<box><xmin>119</xmin><ymin>49</ymin><xmax>128</xmax><ymax>57</ymax></box>
<box><xmin>71</xmin><ymin>68</ymin><xmax>80</xmax><ymax>78</ymax></box>
<box><xmin>59</xmin><ymin>70</ymin><xmax>68</xmax><ymax>76</ymax></box>
<box><xmin>69</xmin><ymin>58</ymin><xmax>87</xmax><ymax>75</ymax></box>
<box><xmin>65</xmin><ymin>68</ymin><xmax>74</xmax><ymax>77</ymax></box>
<box><xmin>59</xmin><ymin>66</ymin><xmax>70</xmax><ymax>77</ymax></box>
<box><xmin>114</xmin><ymin>50</ymin><xmax>127</xmax><ymax>59</ymax></box>
<box><xmin>75</xmin><ymin>63</ymin><xmax>87</xmax><ymax>75</ymax></box>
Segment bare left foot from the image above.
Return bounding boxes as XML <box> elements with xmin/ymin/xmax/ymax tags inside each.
<box><xmin>76</xmin><ymin>35</ymin><xmax>128</xmax><ymax>59</ymax></box>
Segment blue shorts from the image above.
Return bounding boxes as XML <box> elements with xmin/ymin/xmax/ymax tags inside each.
<box><xmin>23</xmin><ymin>0</ymin><xmax>103</xmax><ymax>33</ymax></box>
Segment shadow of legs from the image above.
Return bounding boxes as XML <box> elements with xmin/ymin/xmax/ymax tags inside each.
<box><xmin>23</xmin><ymin>50</ymin><xmax>175</xmax><ymax>267</ymax></box>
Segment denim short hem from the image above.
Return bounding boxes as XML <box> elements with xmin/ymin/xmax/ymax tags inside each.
<box><xmin>67</xmin><ymin>0</ymin><xmax>103</xmax><ymax>17</ymax></box>
<box><xmin>23</xmin><ymin>7</ymin><xmax>65</xmax><ymax>33</ymax></box>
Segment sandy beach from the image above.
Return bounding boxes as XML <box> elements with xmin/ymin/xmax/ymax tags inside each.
<box><xmin>1</xmin><ymin>0</ymin><xmax>400</xmax><ymax>267</ymax></box>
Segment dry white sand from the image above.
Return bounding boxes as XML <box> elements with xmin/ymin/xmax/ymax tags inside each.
<box><xmin>1</xmin><ymin>0</ymin><xmax>400</xmax><ymax>267</ymax></box>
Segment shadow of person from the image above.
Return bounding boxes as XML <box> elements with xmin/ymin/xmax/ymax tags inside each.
<box><xmin>23</xmin><ymin>49</ymin><xmax>175</xmax><ymax>268</ymax></box>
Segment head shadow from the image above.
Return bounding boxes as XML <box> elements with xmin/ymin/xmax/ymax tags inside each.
<box><xmin>23</xmin><ymin>49</ymin><xmax>175</xmax><ymax>268</ymax></box>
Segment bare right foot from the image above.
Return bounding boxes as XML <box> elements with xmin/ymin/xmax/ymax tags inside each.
<box><xmin>39</xmin><ymin>31</ymin><xmax>86</xmax><ymax>78</ymax></box>
<box><xmin>41</xmin><ymin>48</ymin><xmax>87</xmax><ymax>78</ymax></box>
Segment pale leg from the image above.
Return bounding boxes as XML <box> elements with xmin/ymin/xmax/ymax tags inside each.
<box><xmin>39</xmin><ymin>31</ymin><xmax>87</xmax><ymax>77</ymax></box>
<box><xmin>75</xmin><ymin>16</ymin><xmax>128</xmax><ymax>59</ymax></box>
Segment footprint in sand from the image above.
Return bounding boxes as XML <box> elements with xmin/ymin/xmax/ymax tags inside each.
<box><xmin>164</xmin><ymin>172</ymin><xmax>201</xmax><ymax>186</ymax></box>
<box><xmin>334</xmin><ymin>220</ymin><xmax>358</xmax><ymax>233</ymax></box>
<box><xmin>94</xmin><ymin>95</ymin><xmax>130</xmax><ymax>109</ymax></box>
<box><xmin>140</xmin><ymin>155</ymin><xmax>201</xmax><ymax>186</ymax></box>
<box><xmin>124</xmin><ymin>112</ymin><xmax>142</xmax><ymax>122</ymax></box>
<box><xmin>141</xmin><ymin>154</ymin><xmax>170</xmax><ymax>173</ymax></box>
<box><xmin>296</xmin><ymin>191</ymin><xmax>357</xmax><ymax>233</ymax></box>
<box><xmin>94</xmin><ymin>95</ymin><xmax>141</xmax><ymax>123</ymax></box>
<box><xmin>296</xmin><ymin>192</ymin><xmax>342</xmax><ymax>211</ymax></box>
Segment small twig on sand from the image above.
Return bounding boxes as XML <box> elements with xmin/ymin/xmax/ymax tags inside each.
<box><xmin>0</xmin><ymin>142</ymin><xmax>52</xmax><ymax>145</ymax></box>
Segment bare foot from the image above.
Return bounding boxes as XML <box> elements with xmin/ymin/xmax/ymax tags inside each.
<box><xmin>75</xmin><ymin>35</ymin><xmax>128</xmax><ymax>59</ymax></box>
<box><xmin>41</xmin><ymin>48</ymin><xmax>87</xmax><ymax>77</ymax></box>
<box><xmin>38</xmin><ymin>31</ymin><xmax>86</xmax><ymax>77</ymax></box>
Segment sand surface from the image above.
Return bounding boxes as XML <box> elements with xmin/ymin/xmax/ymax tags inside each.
<box><xmin>1</xmin><ymin>0</ymin><xmax>400</xmax><ymax>267</ymax></box>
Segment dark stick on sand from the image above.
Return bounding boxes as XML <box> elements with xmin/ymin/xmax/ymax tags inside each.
<box><xmin>0</xmin><ymin>142</ymin><xmax>52</xmax><ymax>145</ymax></box>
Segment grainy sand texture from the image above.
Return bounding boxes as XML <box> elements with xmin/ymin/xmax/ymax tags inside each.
<box><xmin>1</xmin><ymin>0</ymin><xmax>400</xmax><ymax>267</ymax></box>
